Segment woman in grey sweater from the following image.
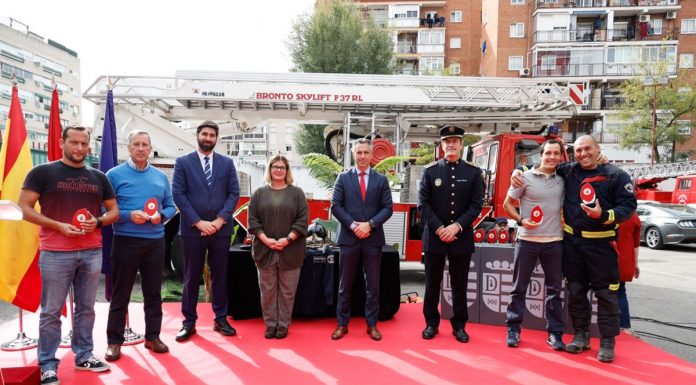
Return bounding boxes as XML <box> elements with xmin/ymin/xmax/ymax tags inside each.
<box><xmin>248</xmin><ymin>154</ymin><xmax>308</xmax><ymax>339</ymax></box>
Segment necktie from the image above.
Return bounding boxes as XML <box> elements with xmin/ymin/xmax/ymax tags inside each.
<box><xmin>204</xmin><ymin>156</ymin><xmax>212</xmax><ymax>187</ymax></box>
<box><xmin>359</xmin><ymin>171</ymin><xmax>366</xmax><ymax>202</ymax></box>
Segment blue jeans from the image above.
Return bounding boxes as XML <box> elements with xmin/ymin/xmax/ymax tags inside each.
<box><xmin>506</xmin><ymin>240</ymin><xmax>564</xmax><ymax>333</ymax></box>
<box><xmin>38</xmin><ymin>248</ymin><xmax>102</xmax><ymax>371</ymax></box>
<box><xmin>617</xmin><ymin>282</ymin><xmax>631</xmax><ymax>329</ymax></box>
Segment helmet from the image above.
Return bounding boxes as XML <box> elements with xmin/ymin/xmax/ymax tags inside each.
<box><xmin>307</xmin><ymin>222</ymin><xmax>327</xmax><ymax>240</ymax></box>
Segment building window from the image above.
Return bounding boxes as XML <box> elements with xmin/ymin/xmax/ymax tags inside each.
<box><xmin>510</xmin><ymin>23</ymin><xmax>524</xmax><ymax>38</ymax></box>
<box><xmin>509</xmin><ymin>56</ymin><xmax>523</xmax><ymax>71</ymax></box>
<box><xmin>511</xmin><ymin>0</ymin><xmax>525</xmax><ymax>4</ymax></box>
<box><xmin>450</xmin><ymin>11</ymin><xmax>462</xmax><ymax>23</ymax></box>
<box><xmin>682</xmin><ymin>19</ymin><xmax>696</xmax><ymax>34</ymax></box>
<box><xmin>680</xmin><ymin>54</ymin><xmax>694</xmax><ymax>68</ymax></box>
<box><xmin>450</xmin><ymin>63</ymin><xmax>461</xmax><ymax>75</ymax></box>
<box><xmin>450</xmin><ymin>37</ymin><xmax>461</xmax><ymax>49</ymax></box>
<box><xmin>541</xmin><ymin>55</ymin><xmax>557</xmax><ymax>71</ymax></box>
<box><xmin>677</xmin><ymin>121</ymin><xmax>691</xmax><ymax>136</ymax></box>
<box><xmin>649</xmin><ymin>19</ymin><xmax>662</xmax><ymax>35</ymax></box>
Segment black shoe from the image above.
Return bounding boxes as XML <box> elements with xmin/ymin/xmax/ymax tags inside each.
<box><xmin>506</xmin><ymin>327</ymin><xmax>520</xmax><ymax>348</ymax></box>
<box><xmin>422</xmin><ymin>326</ymin><xmax>438</xmax><ymax>340</ymax></box>
<box><xmin>547</xmin><ymin>332</ymin><xmax>566</xmax><ymax>351</ymax></box>
<box><xmin>214</xmin><ymin>319</ymin><xmax>237</xmax><ymax>336</ymax></box>
<box><xmin>565</xmin><ymin>331</ymin><xmax>590</xmax><ymax>354</ymax></box>
<box><xmin>597</xmin><ymin>337</ymin><xmax>615</xmax><ymax>363</ymax></box>
<box><xmin>452</xmin><ymin>328</ymin><xmax>470</xmax><ymax>343</ymax></box>
<box><xmin>264</xmin><ymin>326</ymin><xmax>277</xmax><ymax>339</ymax></box>
<box><xmin>175</xmin><ymin>325</ymin><xmax>196</xmax><ymax>342</ymax></box>
<box><xmin>75</xmin><ymin>356</ymin><xmax>110</xmax><ymax>372</ymax></box>
<box><xmin>275</xmin><ymin>326</ymin><xmax>288</xmax><ymax>339</ymax></box>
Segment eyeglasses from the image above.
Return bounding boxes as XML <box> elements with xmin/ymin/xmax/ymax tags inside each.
<box><xmin>271</xmin><ymin>166</ymin><xmax>287</xmax><ymax>171</ymax></box>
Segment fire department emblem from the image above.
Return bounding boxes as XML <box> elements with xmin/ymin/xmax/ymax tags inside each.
<box><xmin>435</xmin><ymin>178</ymin><xmax>442</xmax><ymax>187</ymax></box>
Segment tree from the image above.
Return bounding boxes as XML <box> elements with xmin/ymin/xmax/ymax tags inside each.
<box><xmin>295</xmin><ymin>124</ymin><xmax>328</xmax><ymax>155</ymax></box>
<box><xmin>618</xmin><ymin>68</ymin><xmax>696</xmax><ymax>163</ymax></box>
<box><xmin>287</xmin><ymin>0</ymin><xmax>396</xmax><ymax>74</ymax></box>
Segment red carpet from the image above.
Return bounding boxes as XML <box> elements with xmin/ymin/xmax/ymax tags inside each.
<box><xmin>1</xmin><ymin>302</ymin><xmax>695</xmax><ymax>385</ymax></box>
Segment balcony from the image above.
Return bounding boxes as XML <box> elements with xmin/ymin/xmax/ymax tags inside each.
<box><xmin>537</xmin><ymin>0</ymin><xmax>679</xmax><ymax>8</ymax></box>
<box><xmin>396</xmin><ymin>42</ymin><xmax>417</xmax><ymax>54</ymax></box>
<box><xmin>416</xmin><ymin>43</ymin><xmax>445</xmax><ymax>54</ymax></box>
<box><xmin>533</xmin><ymin>62</ymin><xmax>677</xmax><ymax>77</ymax></box>
<box><xmin>388</xmin><ymin>17</ymin><xmax>420</xmax><ymax>28</ymax></box>
<box><xmin>534</xmin><ymin>27</ymin><xmax>679</xmax><ymax>43</ymax></box>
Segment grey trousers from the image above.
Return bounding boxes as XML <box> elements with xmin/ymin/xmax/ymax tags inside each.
<box><xmin>258</xmin><ymin>252</ymin><xmax>302</xmax><ymax>328</ymax></box>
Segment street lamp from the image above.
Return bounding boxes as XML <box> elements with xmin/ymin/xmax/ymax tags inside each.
<box><xmin>643</xmin><ymin>76</ymin><xmax>669</xmax><ymax>165</ymax></box>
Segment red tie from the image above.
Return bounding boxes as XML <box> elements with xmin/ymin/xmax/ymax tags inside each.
<box><xmin>359</xmin><ymin>171</ymin><xmax>366</xmax><ymax>201</ymax></box>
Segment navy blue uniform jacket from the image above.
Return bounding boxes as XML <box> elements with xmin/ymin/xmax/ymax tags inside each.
<box><xmin>418</xmin><ymin>159</ymin><xmax>484</xmax><ymax>255</ymax></box>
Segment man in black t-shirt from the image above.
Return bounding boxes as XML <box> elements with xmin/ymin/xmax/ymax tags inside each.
<box><xmin>19</xmin><ymin>126</ymin><xmax>119</xmax><ymax>385</ymax></box>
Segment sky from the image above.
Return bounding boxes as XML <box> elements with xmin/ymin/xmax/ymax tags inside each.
<box><xmin>3</xmin><ymin>0</ymin><xmax>316</xmax><ymax>125</ymax></box>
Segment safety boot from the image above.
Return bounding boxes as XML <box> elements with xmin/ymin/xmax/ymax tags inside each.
<box><xmin>597</xmin><ymin>337</ymin><xmax>615</xmax><ymax>363</ymax></box>
<box><xmin>565</xmin><ymin>330</ymin><xmax>590</xmax><ymax>354</ymax></box>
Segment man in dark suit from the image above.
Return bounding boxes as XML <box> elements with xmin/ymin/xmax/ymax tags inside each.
<box><xmin>172</xmin><ymin>121</ymin><xmax>240</xmax><ymax>341</ymax></box>
<box><xmin>418</xmin><ymin>125</ymin><xmax>484</xmax><ymax>343</ymax></box>
<box><xmin>330</xmin><ymin>138</ymin><xmax>393</xmax><ymax>341</ymax></box>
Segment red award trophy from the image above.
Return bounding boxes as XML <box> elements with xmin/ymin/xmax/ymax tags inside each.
<box><xmin>144</xmin><ymin>198</ymin><xmax>158</xmax><ymax>217</ymax></box>
<box><xmin>498</xmin><ymin>230</ymin><xmax>509</xmax><ymax>243</ymax></box>
<box><xmin>530</xmin><ymin>205</ymin><xmax>544</xmax><ymax>224</ymax></box>
<box><xmin>72</xmin><ymin>208</ymin><xmax>90</xmax><ymax>229</ymax></box>
<box><xmin>474</xmin><ymin>228</ymin><xmax>485</xmax><ymax>243</ymax></box>
<box><xmin>486</xmin><ymin>229</ymin><xmax>498</xmax><ymax>243</ymax></box>
<box><xmin>580</xmin><ymin>183</ymin><xmax>596</xmax><ymax>205</ymax></box>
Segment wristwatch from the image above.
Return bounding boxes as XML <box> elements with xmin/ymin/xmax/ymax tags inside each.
<box><xmin>369</xmin><ymin>220</ymin><xmax>375</xmax><ymax>229</ymax></box>
<box><xmin>96</xmin><ymin>218</ymin><xmax>103</xmax><ymax>228</ymax></box>
<box><xmin>286</xmin><ymin>236</ymin><xmax>293</xmax><ymax>243</ymax></box>
<box><xmin>516</xmin><ymin>218</ymin><xmax>524</xmax><ymax>226</ymax></box>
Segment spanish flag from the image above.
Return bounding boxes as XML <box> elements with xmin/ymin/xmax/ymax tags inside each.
<box><xmin>0</xmin><ymin>86</ymin><xmax>41</xmax><ymax>312</ymax></box>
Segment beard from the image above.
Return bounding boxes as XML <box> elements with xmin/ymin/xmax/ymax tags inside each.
<box><xmin>198</xmin><ymin>138</ymin><xmax>216</xmax><ymax>153</ymax></box>
<box><xmin>63</xmin><ymin>150</ymin><xmax>85</xmax><ymax>164</ymax></box>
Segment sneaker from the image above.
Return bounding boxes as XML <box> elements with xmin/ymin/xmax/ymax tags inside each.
<box><xmin>75</xmin><ymin>356</ymin><xmax>111</xmax><ymax>372</ymax></box>
<box><xmin>547</xmin><ymin>332</ymin><xmax>566</xmax><ymax>351</ymax></box>
<box><xmin>41</xmin><ymin>370</ymin><xmax>59</xmax><ymax>385</ymax></box>
<box><xmin>506</xmin><ymin>327</ymin><xmax>520</xmax><ymax>348</ymax></box>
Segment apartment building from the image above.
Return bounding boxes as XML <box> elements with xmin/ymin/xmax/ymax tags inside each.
<box><xmin>356</xmin><ymin>0</ymin><xmax>696</xmax><ymax>162</ymax></box>
<box><xmin>0</xmin><ymin>18</ymin><xmax>81</xmax><ymax>164</ymax></box>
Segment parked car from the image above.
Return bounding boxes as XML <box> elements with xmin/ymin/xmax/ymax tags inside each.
<box><xmin>635</xmin><ymin>202</ymin><xmax>696</xmax><ymax>249</ymax></box>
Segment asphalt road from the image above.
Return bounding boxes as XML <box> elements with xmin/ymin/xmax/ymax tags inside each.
<box><xmin>1</xmin><ymin>245</ymin><xmax>694</xmax><ymax>364</ymax></box>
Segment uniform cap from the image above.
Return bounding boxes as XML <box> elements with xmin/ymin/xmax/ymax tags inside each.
<box><xmin>440</xmin><ymin>125</ymin><xmax>465</xmax><ymax>139</ymax></box>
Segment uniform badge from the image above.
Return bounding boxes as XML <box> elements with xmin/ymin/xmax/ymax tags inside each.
<box><xmin>624</xmin><ymin>183</ymin><xmax>634</xmax><ymax>194</ymax></box>
<box><xmin>435</xmin><ymin>178</ymin><xmax>442</xmax><ymax>187</ymax></box>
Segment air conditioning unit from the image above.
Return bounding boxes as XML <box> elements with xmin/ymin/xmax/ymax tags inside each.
<box><xmin>639</xmin><ymin>14</ymin><xmax>651</xmax><ymax>23</ymax></box>
<box><xmin>519</xmin><ymin>68</ymin><xmax>531</xmax><ymax>77</ymax></box>
<box><xmin>666</xmin><ymin>11</ymin><xmax>677</xmax><ymax>20</ymax></box>
<box><xmin>668</xmin><ymin>0</ymin><xmax>678</xmax><ymax>4</ymax></box>
<box><xmin>236</xmin><ymin>121</ymin><xmax>251</xmax><ymax>132</ymax></box>
<box><xmin>33</xmin><ymin>60</ymin><xmax>40</xmax><ymax>66</ymax></box>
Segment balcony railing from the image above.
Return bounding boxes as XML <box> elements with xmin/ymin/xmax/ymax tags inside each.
<box><xmin>537</xmin><ymin>0</ymin><xmax>679</xmax><ymax>8</ymax></box>
<box><xmin>396</xmin><ymin>42</ymin><xmax>417</xmax><ymax>54</ymax></box>
<box><xmin>389</xmin><ymin>17</ymin><xmax>420</xmax><ymax>28</ymax></box>
<box><xmin>534</xmin><ymin>28</ymin><xmax>679</xmax><ymax>43</ymax></box>
<box><xmin>416</xmin><ymin>43</ymin><xmax>445</xmax><ymax>54</ymax></box>
<box><xmin>533</xmin><ymin>62</ymin><xmax>677</xmax><ymax>77</ymax></box>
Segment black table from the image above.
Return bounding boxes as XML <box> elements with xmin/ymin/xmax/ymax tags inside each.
<box><xmin>227</xmin><ymin>245</ymin><xmax>400</xmax><ymax>320</ymax></box>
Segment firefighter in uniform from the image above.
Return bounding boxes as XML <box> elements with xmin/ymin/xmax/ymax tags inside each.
<box><xmin>555</xmin><ymin>135</ymin><xmax>636</xmax><ymax>363</ymax></box>
<box><xmin>418</xmin><ymin>125</ymin><xmax>484</xmax><ymax>343</ymax></box>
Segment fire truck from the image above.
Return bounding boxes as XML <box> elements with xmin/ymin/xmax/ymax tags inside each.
<box><xmin>621</xmin><ymin>161</ymin><xmax>696</xmax><ymax>206</ymax></box>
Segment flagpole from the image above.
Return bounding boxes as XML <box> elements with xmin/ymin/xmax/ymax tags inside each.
<box><xmin>0</xmin><ymin>309</ymin><xmax>38</xmax><ymax>351</ymax></box>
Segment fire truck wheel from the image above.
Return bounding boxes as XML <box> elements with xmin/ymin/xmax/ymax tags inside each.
<box><xmin>645</xmin><ymin>226</ymin><xmax>664</xmax><ymax>250</ymax></box>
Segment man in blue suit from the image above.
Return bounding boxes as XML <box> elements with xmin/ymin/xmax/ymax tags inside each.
<box><xmin>330</xmin><ymin>138</ymin><xmax>393</xmax><ymax>341</ymax></box>
<box><xmin>172</xmin><ymin>121</ymin><xmax>240</xmax><ymax>341</ymax></box>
